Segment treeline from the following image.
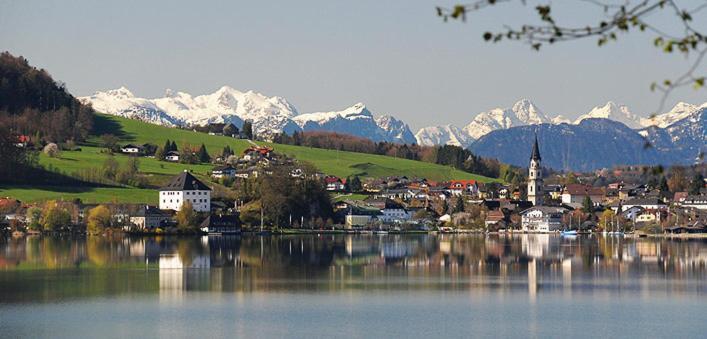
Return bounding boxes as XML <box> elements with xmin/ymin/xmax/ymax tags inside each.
<box><xmin>0</xmin><ymin>52</ymin><xmax>94</xmax><ymax>143</ymax></box>
<box><xmin>272</xmin><ymin>130</ymin><xmax>517</xmax><ymax>179</ymax></box>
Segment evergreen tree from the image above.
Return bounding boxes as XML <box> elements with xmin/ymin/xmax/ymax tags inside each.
<box><xmin>582</xmin><ymin>196</ymin><xmax>594</xmax><ymax>214</ymax></box>
<box><xmin>198</xmin><ymin>143</ymin><xmax>211</xmax><ymax>163</ymax></box>
<box><xmin>689</xmin><ymin>173</ymin><xmax>705</xmax><ymax>195</ymax></box>
<box><xmin>344</xmin><ymin>176</ymin><xmax>351</xmax><ymax>192</ymax></box>
<box><xmin>453</xmin><ymin>196</ymin><xmax>465</xmax><ymax>213</ymax></box>
<box><xmin>349</xmin><ymin>175</ymin><xmax>362</xmax><ymax>192</ymax></box>
<box><xmin>659</xmin><ymin>176</ymin><xmax>670</xmax><ymax>193</ymax></box>
<box><xmin>170</xmin><ymin>141</ymin><xmax>178</xmax><ymax>152</ymax></box>
<box><xmin>242</xmin><ymin>120</ymin><xmax>254</xmax><ymax>140</ymax></box>
<box><xmin>163</xmin><ymin>139</ymin><xmax>172</xmax><ymax>152</ymax></box>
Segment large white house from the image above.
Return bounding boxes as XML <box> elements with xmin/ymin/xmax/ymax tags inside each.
<box><xmin>520</xmin><ymin>206</ymin><xmax>565</xmax><ymax>232</ymax></box>
<box><xmin>159</xmin><ymin>170</ymin><xmax>212</xmax><ymax>212</ymax></box>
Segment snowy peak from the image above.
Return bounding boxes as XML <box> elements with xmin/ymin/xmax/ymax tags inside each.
<box><xmin>105</xmin><ymin>86</ymin><xmax>135</xmax><ymax>99</ymax></box>
<box><xmin>293</xmin><ymin>103</ymin><xmax>415</xmax><ymax>144</ymax></box>
<box><xmin>415</xmin><ymin>125</ymin><xmax>472</xmax><ymax>148</ymax></box>
<box><xmin>461</xmin><ymin>99</ymin><xmax>548</xmax><ymax>140</ymax></box>
<box><xmin>640</xmin><ymin>101</ymin><xmax>707</xmax><ymax>128</ymax></box>
<box><xmin>575</xmin><ymin>101</ymin><xmax>641</xmax><ymax>128</ymax></box>
<box><xmin>512</xmin><ymin>98</ymin><xmax>550</xmax><ymax>124</ymax></box>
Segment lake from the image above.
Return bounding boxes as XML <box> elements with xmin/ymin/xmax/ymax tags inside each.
<box><xmin>1</xmin><ymin>234</ymin><xmax>707</xmax><ymax>338</ymax></box>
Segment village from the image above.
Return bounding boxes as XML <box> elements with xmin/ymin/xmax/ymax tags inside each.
<box><xmin>1</xmin><ymin>123</ymin><xmax>706</xmax><ymax>236</ymax></box>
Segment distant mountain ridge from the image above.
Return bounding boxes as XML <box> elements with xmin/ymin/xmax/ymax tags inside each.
<box><xmin>80</xmin><ymin>87</ymin><xmax>416</xmax><ymax>144</ymax></box>
<box><xmin>80</xmin><ymin>86</ymin><xmax>705</xmax><ymax>170</ymax></box>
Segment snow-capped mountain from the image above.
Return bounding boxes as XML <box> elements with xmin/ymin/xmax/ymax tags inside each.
<box><xmin>293</xmin><ymin>103</ymin><xmax>415</xmax><ymax>143</ymax></box>
<box><xmin>462</xmin><ymin>99</ymin><xmax>551</xmax><ymax>139</ymax></box>
<box><xmin>374</xmin><ymin>115</ymin><xmax>417</xmax><ymax>144</ymax></box>
<box><xmin>574</xmin><ymin>101</ymin><xmax>642</xmax><ymax>128</ymax></box>
<box><xmin>640</xmin><ymin>101</ymin><xmax>707</xmax><ymax>128</ymax></box>
<box><xmin>82</xmin><ymin>86</ymin><xmax>415</xmax><ymax>143</ymax></box>
<box><xmin>415</xmin><ymin>125</ymin><xmax>472</xmax><ymax>147</ymax></box>
<box><xmin>81</xmin><ymin>86</ymin><xmax>299</xmax><ymax>136</ymax></box>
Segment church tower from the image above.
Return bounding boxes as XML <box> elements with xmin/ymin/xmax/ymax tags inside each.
<box><xmin>527</xmin><ymin>135</ymin><xmax>544</xmax><ymax>206</ymax></box>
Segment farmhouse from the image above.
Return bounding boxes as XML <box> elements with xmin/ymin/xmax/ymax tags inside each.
<box><xmin>561</xmin><ymin>184</ymin><xmax>605</xmax><ymax>205</ymax></box>
<box><xmin>120</xmin><ymin>144</ymin><xmax>143</xmax><ymax>154</ymax></box>
<box><xmin>448</xmin><ymin>179</ymin><xmax>479</xmax><ymax>196</ymax></box>
<box><xmin>211</xmin><ymin>165</ymin><xmax>237</xmax><ymax>179</ymax></box>
<box><xmin>159</xmin><ymin>170</ymin><xmax>212</xmax><ymax>212</ymax></box>
<box><xmin>129</xmin><ymin>206</ymin><xmax>171</xmax><ymax>230</ymax></box>
<box><xmin>164</xmin><ymin>151</ymin><xmax>180</xmax><ymax>162</ymax></box>
<box><xmin>200</xmin><ymin>214</ymin><xmax>241</xmax><ymax>234</ymax></box>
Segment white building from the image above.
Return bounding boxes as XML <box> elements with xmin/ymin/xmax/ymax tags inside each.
<box><xmin>159</xmin><ymin>170</ymin><xmax>212</xmax><ymax>212</ymax></box>
<box><xmin>379</xmin><ymin>201</ymin><xmax>413</xmax><ymax>224</ymax></box>
<box><xmin>121</xmin><ymin>144</ymin><xmax>142</xmax><ymax>154</ymax></box>
<box><xmin>520</xmin><ymin>206</ymin><xmax>565</xmax><ymax>232</ymax></box>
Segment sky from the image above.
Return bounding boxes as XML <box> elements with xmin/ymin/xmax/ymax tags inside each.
<box><xmin>1</xmin><ymin>0</ymin><xmax>705</xmax><ymax>130</ymax></box>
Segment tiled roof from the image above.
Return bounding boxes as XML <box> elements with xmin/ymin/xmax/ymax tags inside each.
<box><xmin>160</xmin><ymin>171</ymin><xmax>211</xmax><ymax>191</ymax></box>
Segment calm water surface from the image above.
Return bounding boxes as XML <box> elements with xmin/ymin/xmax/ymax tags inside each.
<box><xmin>1</xmin><ymin>234</ymin><xmax>707</xmax><ymax>338</ymax></box>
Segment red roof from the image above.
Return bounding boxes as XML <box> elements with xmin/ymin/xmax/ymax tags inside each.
<box><xmin>17</xmin><ymin>135</ymin><xmax>30</xmax><ymax>143</ymax></box>
<box><xmin>448</xmin><ymin>180</ymin><xmax>477</xmax><ymax>189</ymax></box>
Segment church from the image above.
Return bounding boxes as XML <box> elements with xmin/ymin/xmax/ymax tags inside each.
<box><xmin>527</xmin><ymin>135</ymin><xmax>543</xmax><ymax>206</ymax></box>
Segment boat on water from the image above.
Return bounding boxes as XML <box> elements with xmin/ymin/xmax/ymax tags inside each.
<box><xmin>373</xmin><ymin>230</ymin><xmax>389</xmax><ymax>235</ymax></box>
<box><xmin>561</xmin><ymin>230</ymin><xmax>578</xmax><ymax>236</ymax></box>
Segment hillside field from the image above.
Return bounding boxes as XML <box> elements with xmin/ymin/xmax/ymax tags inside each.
<box><xmin>1</xmin><ymin>114</ymin><xmax>496</xmax><ymax>203</ymax></box>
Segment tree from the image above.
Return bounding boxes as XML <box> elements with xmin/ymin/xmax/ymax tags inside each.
<box><xmin>170</xmin><ymin>141</ymin><xmax>178</xmax><ymax>152</ymax></box>
<box><xmin>163</xmin><ymin>139</ymin><xmax>173</xmax><ymax>152</ymax></box>
<box><xmin>582</xmin><ymin>195</ymin><xmax>594</xmax><ymax>214</ymax></box>
<box><xmin>102</xmin><ymin>156</ymin><xmax>119</xmax><ymax>181</ymax></box>
<box><xmin>600</xmin><ymin>209</ymin><xmax>616</xmax><ymax>231</ymax></box>
<box><xmin>689</xmin><ymin>172</ymin><xmax>704</xmax><ymax>195</ymax></box>
<box><xmin>176</xmin><ymin>201</ymin><xmax>197</xmax><ymax>230</ymax></box>
<box><xmin>26</xmin><ymin>206</ymin><xmax>42</xmax><ymax>230</ymax></box>
<box><xmin>349</xmin><ymin>175</ymin><xmax>362</xmax><ymax>192</ymax></box>
<box><xmin>100</xmin><ymin>134</ymin><xmax>119</xmax><ymax>151</ymax></box>
<box><xmin>155</xmin><ymin>145</ymin><xmax>166</xmax><ymax>160</ymax></box>
<box><xmin>43</xmin><ymin>143</ymin><xmax>59</xmax><ymax>158</ymax></box>
<box><xmin>198</xmin><ymin>143</ymin><xmax>211</xmax><ymax>163</ymax></box>
<box><xmin>659</xmin><ymin>175</ymin><xmax>670</xmax><ymax>193</ymax></box>
<box><xmin>242</xmin><ymin>120</ymin><xmax>254</xmax><ymax>140</ymax></box>
<box><xmin>453</xmin><ymin>196</ymin><xmax>465</xmax><ymax>213</ymax></box>
<box><xmin>436</xmin><ymin>1</ymin><xmax>707</xmax><ymax>110</ymax></box>
<box><xmin>87</xmin><ymin>205</ymin><xmax>111</xmax><ymax>234</ymax></box>
<box><xmin>40</xmin><ymin>201</ymin><xmax>71</xmax><ymax>231</ymax></box>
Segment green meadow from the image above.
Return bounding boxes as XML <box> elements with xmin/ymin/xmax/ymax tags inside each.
<box><xmin>0</xmin><ymin>114</ymin><xmax>496</xmax><ymax>203</ymax></box>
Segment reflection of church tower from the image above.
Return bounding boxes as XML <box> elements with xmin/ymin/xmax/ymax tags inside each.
<box><xmin>528</xmin><ymin>135</ymin><xmax>543</xmax><ymax>206</ymax></box>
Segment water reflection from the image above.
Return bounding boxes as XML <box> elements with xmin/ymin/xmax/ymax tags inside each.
<box><xmin>2</xmin><ymin>234</ymin><xmax>707</xmax><ymax>302</ymax></box>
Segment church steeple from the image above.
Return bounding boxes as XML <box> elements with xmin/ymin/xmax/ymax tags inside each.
<box><xmin>530</xmin><ymin>134</ymin><xmax>541</xmax><ymax>161</ymax></box>
<box><xmin>527</xmin><ymin>133</ymin><xmax>543</xmax><ymax>206</ymax></box>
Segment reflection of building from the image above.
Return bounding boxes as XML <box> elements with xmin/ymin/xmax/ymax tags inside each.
<box><xmin>522</xmin><ymin>234</ymin><xmax>550</xmax><ymax>258</ymax></box>
<box><xmin>521</xmin><ymin>206</ymin><xmax>564</xmax><ymax>232</ymax></box>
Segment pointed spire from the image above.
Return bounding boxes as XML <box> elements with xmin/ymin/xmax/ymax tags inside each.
<box><xmin>530</xmin><ymin>133</ymin><xmax>541</xmax><ymax>161</ymax></box>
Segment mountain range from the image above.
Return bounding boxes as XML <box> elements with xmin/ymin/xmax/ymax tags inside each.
<box><xmin>80</xmin><ymin>86</ymin><xmax>706</xmax><ymax>170</ymax></box>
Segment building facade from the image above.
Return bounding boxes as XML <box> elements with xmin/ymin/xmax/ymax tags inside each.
<box><xmin>159</xmin><ymin>170</ymin><xmax>212</xmax><ymax>212</ymax></box>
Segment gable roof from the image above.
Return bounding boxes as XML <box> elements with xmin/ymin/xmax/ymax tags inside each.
<box><xmin>563</xmin><ymin>184</ymin><xmax>604</xmax><ymax>196</ymax></box>
<box><xmin>160</xmin><ymin>171</ymin><xmax>211</xmax><ymax>191</ymax></box>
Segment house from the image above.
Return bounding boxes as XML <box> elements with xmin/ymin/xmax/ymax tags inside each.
<box><xmin>164</xmin><ymin>151</ymin><xmax>180</xmax><ymax>162</ymax></box>
<box><xmin>14</xmin><ymin>135</ymin><xmax>30</xmax><ymax>148</ymax></box>
<box><xmin>211</xmin><ymin>165</ymin><xmax>237</xmax><ymax>179</ymax></box>
<box><xmin>234</xmin><ymin>167</ymin><xmax>259</xmax><ymax>179</ymax></box>
<box><xmin>242</xmin><ymin>146</ymin><xmax>273</xmax><ymax>161</ymax></box>
<box><xmin>159</xmin><ymin>170</ymin><xmax>212</xmax><ymax>212</ymax></box>
<box><xmin>520</xmin><ymin>206</ymin><xmax>566</xmax><ymax>232</ymax></box>
<box><xmin>680</xmin><ymin>196</ymin><xmax>707</xmax><ymax>210</ymax></box>
<box><xmin>129</xmin><ymin>206</ymin><xmax>171</xmax><ymax>230</ymax></box>
<box><xmin>344</xmin><ymin>206</ymin><xmax>381</xmax><ymax>229</ymax></box>
<box><xmin>200</xmin><ymin>214</ymin><xmax>241</xmax><ymax>234</ymax></box>
<box><xmin>379</xmin><ymin>200</ymin><xmax>413</xmax><ymax>224</ymax></box>
<box><xmin>448</xmin><ymin>180</ymin><xmax>479</xmax><ymax>196</ymax></box>
<box><xmin>619</xmin><ymin>197</ymin><xmax>667</xmax><ymax>213</ymax></box>
<box><xmin>485</xmin><ymin>210</ymin><xmax>507</xmax><ymax>230</ymax></box>
<box><xmin>120</xmin><ymin>144</ymin><xmax>143</xmax><ymax>154</ymax></box>
<box><xmin>325</xmin><ymin>176</ymin><xmax>346</xmax><ymax>191</ymax></box>
<box><xmin>561</xmin><ymin>184</ymin><xmax>605</xmax><ymax>205</ymax></box>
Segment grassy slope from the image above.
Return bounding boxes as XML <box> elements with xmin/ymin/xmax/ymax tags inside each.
<box><xmin>1</xmin><ymin>114</ymin><xmax>496</xmax><ymax>203</ymax></box>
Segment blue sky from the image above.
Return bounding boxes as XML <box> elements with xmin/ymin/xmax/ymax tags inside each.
<box><xmin>1</xmin><ymin>0</ymin><xmax>705</xmax><ymax>129</ymax></box>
